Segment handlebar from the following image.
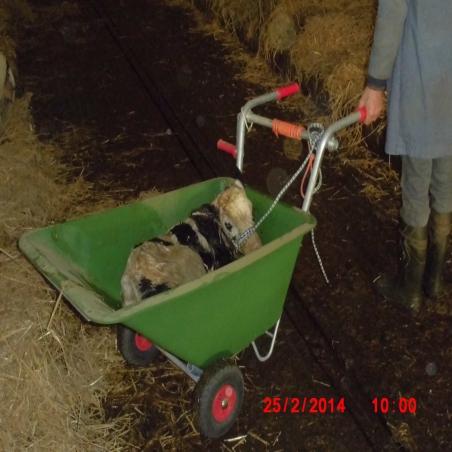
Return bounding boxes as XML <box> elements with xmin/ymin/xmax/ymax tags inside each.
<box><xmin>356</xmin><ymin>107</ymin><xmax>367</xmax><ymax>123</ymax></box>
<box><xmin>217</xmin><ymin>139</ymin><xmax>237</xmax><ymax>158</ymax></box>
<box><xmin>299</xmin><ymin>107</ymin><xmax>366</xmax><ymax>211</ymax></box>
<box><xmin>216</xmin><ymin>84</ymin><xmax>367</xmax><ymax>211</ymax></box>
<box><xmin>276</xmin><ymin>83</ymin><xmax>300</xmax><ymax>100</ymax></box>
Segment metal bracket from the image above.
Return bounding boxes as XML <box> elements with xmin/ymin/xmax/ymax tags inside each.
<box><xmin>158</xmin><ymin>348</ymin><xmax>203</xmax><ymax>382</ymax></box>
<box><xmin>251</xmin><ymin>318</ymin><xmax>281</xmax><ymax>362</ymax></box>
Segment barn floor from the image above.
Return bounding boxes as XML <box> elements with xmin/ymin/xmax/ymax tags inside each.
<box><xmin>17</xmin><ymin>0</ymin><xmax>452</xmax><ymax>450</ymax></box>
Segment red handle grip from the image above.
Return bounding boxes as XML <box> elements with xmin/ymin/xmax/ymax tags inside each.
<box><xmin>217</xmin><ymin>139</ymin><xmax>237</xmax><ymax>159</ymax></box>
<box><xmin>276</xmin><ymin>83</ymin><xmax>300</xmax><ymax>100</ymax></box>
<box><xmin>356</xmin><ymin>107</ymin><xmax>367</xmax><ymax>123</ymax></box>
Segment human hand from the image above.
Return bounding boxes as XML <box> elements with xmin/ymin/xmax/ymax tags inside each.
<box><xmin>358</xmin><ymin>87</ymin><xmax>384</xmax><ymax>125</ymax></box>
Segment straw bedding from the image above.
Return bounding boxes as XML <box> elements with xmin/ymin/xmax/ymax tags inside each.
<box><xmin>0</xmin><ymin>252</ymin><xmax>132</xmax><ymax>451</ymax></box>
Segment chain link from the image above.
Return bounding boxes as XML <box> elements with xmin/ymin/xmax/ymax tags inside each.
<box><xmin>234</xmin><ymin>123</ymin><xmax>324</xmax><ymax>248</ymax></box>
<box><xmin>232</xmin><ymin>123</ymin><xmax>330</xmax><ymax>283</ymax></box>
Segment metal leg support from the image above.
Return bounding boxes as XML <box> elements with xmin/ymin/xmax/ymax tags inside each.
<box><xmin>158</xmin><ymin>348</ymin><xmax>203</xmax><ymax>382</ymax></box>
<box><xmin>251</xmin><ymin>318</ymin><xmax>281</xmax><ymax>362</ymax></box>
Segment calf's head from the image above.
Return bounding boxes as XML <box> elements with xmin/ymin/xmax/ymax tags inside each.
<box><xmin>212</xmin><ymin>180</ymin><xmax>262</xmax><ymax>254</ymax></box>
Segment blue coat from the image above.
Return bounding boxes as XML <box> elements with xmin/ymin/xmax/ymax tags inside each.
<box><xmin>368</xmin><ymin>0</ymin><xmax>452</xmax><ymax>158</ymax></box>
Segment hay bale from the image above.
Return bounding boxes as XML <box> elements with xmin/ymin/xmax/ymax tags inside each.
<box><xmin>259</xmin><ymin>0</ymin><xmax>302</xmax><ymax>59</ymax></box>
<box><xmin>265</xmin><ymin>10</ymin><xmax>297</xmax><ymax>52</ymax></box>
<box><xmin>211</xmin><ymin>0</ymin><xmax>276</xmax><ymax>44</ymax></box>
<box><xmin>211</xmin><ymin>0</ymin><xmax>260</xmax><ymax>40</ymax></box>
<box><xmin>289</xmin><ymin>9</ymin><xmax>375</xmax><ymax>117</ymax></box>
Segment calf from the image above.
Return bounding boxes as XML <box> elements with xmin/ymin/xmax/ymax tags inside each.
<box><xmin>121</xmin><ymin>180</ymin><xmax>262</xmax><ymax>306</ymax></box>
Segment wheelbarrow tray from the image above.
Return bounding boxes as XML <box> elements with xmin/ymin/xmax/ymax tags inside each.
<box><xmin>19</xmin><ymin>177</ymin><xmax>316</xmax><ymax>368</ymax></box>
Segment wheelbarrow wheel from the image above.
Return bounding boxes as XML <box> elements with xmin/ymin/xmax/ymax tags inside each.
<box><xmin>117</xmin><ymin>324</ymin><xmax>159</xmax><ymax>366</ymax></box>
<box><xmin>193</xmin><ymin>359</ymin><xmax>244</xmax><ymax>438</ymax></box>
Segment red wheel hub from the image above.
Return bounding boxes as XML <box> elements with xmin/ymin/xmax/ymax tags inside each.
<box><xmin>212</xmin><ymin>384</ymin><xmax>236</xmax><ymax>422</ymax></box>
<box><xmin>135</xmin><ymin>333</ymin><xmax>152</xmax><ymax>351</ymax></box>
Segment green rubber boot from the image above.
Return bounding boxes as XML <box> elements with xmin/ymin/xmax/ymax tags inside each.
<box><xmin>423</xmin><ymin>210</ymin><xmax>451</xmax><ymax>299</ymax></box>
<box><xmin>375</xmin><ymin>220</ymin><xmax>427</xmax><ymax>314</ymax></box>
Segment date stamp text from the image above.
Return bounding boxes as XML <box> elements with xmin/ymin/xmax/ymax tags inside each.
<box><xmin>263</xmin><ymin>397</ymin><xmax>346</xmax><ymax>413</ymax></box>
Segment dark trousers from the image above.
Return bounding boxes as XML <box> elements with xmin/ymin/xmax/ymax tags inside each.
<box><xmin>400</xmin><ymin>156</ymin><xmax>452</xmax><ymax>228</ymax></box>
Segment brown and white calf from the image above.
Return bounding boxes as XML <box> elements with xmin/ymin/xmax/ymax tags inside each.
<box><xmin>121</xmin><ymin>180</ymin><xmax>262</xmax><ymax>306</ymax></box>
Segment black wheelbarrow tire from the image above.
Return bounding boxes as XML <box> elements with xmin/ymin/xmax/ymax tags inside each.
<box><xmin>192</xmin><ymin>359</ymin><xmax>244</xmax><ymax>439</ymax></box>
<box><xmin>117</xmin><ymin>324</ymin><xmax>159</xmax><ymax>366</ymax></box>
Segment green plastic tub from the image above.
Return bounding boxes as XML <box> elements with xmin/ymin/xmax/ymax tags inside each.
<box><xmin>19</xmin><ymin>177</ymin><xmax>315</xmax><ymax>368</ymax></box>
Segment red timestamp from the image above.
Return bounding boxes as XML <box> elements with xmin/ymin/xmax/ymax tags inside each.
<box><xmin>372</xmin><ymin>397</ymin><xmax>417</xmax><ymax>414</ymax></box>
<box><xmin>263</xmin><ymin>397</ymin><xmax>346</xmax><ymax>414</ymax></box>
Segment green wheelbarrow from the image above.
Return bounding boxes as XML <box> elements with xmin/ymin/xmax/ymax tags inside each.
<box><xmin>19</xmin><ymin>85</ymin><xmax>367</xmax><ymax>438</ymax></box>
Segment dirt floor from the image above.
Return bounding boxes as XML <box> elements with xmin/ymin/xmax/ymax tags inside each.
<box><xmin>15</xmin><ymin>0</ymin><xmax>452</xmax><ymax>450</ymax></box>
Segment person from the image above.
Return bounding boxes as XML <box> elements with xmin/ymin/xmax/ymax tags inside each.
<box><xmin>358</xmin><ymin>1</ymin><xmax>452</xmax><ymax>314</ymax></box>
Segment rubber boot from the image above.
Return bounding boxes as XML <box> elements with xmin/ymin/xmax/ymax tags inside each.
<box><xmin>375</xmin><ymin>219</ymin><xmax>427</xmax><ymax>314</ymax></box>
<box><xmin>423</xmin><ymin>210</ymin><xmax>451</xmax><ymax>299</ymax></box>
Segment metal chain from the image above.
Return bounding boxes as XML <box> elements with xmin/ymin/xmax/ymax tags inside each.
<box><xmin>311</xmin><ymin>229</ymin><xmax>329</xmax><ymax>283</ymax></box>
<box><xmin>234</xmin><ymin>123</ymin><xmax>324</xmax><ymax>248</ymax></box>
<box><xmin>233</xmin><ymin>122</ymin><xmax>330</xmax><ymax>283</ymax></box>
<box><xmin>233</xmin><ymin>150</ymin><xmax>312</xmax><ymax>248</ymax></box>
<box><xmin>306</xmin><ymin>123</ymin><xmax>324</xmax><ymax>193</ymax></box>
<box><xmin>305</xmin><ymin>123</ymin><xmax>329</xmax><ymax>283</ymax></box>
